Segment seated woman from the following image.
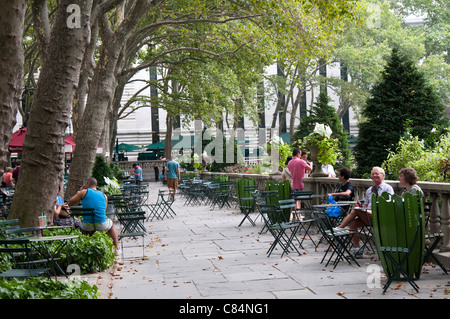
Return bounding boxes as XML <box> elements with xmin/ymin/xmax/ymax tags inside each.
<box><xmin>54</xmin><ymin>189</ymin><xmax>80</xmax><ymax>228</ymax></box>
<box><xmin>398</xmin><ymin>167</ymin><xmax>424</xmax><ymax>200</ymax></box>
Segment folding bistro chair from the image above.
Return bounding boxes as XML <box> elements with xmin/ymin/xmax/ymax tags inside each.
<box><xmin>259</xmin><ymin>203</ymin><xmax>302</xmax><ymax>258</ymax></box>
<box><xmin>117</xmin><ymin>210</ymin><xmax>146</xmax><ymax>260</ymax></box>
<box><xmin>312</xmin><ymin>211</ymin><xmax>360</xmax><ymax>269</ymax></box>
<box><xmin>237</xmin><ymin>185</ymin><xmax>257</xmax><ymax>227</ymax></box>
<box><xmin>0</xmin><ymin>238</ymin><xmax>50</xmax><ymax>279</ymax></box>
<box><xmin>358</xmin><ymin>208</ymin><xmax>376</xmax><ymax>255</ymax></box>
<box><xmin>279</xmin><ymin>199</ymin><xmax>316</xmax><ymax>247</ymax></box>
<box><xmin>380</xmin><ymin>219</ymin><xmax>422</xmax><ymax>293</ymax></box>
<box><xmin>69</xmin><ymin>207</ymin><xmax>96</xmax><ymax>233</ymax></box>
<box><xmin>0</xmin><ymin>219</ymin><xmax>20</xmax><ymax>239</ymax></box>
<box><xmin>183</xmin><ymin>181</ymin><xmax>203</xmax><ymax>206</ymax></box>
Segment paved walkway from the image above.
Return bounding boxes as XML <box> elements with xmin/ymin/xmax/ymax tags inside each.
<box><xmin>86</xmin><ymin>182</ymin><xmax>449</xmax><ymax>300</ymax></box>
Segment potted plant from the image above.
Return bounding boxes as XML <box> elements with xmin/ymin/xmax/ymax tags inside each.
<box><xmin>100</xmin><ymin>176</ymin><xmax>121</xmax><ymax>213</ymax></box>
<box><xmin>300</xmin><ymin>123</ymin><xmax>341</xmax><ymax>177</ymax></box>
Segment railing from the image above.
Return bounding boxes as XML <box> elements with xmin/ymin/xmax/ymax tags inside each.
<box><xmin>201</xmin><ymin>171</ymin><xmax>450</xmax><ymax>255</ymax></box>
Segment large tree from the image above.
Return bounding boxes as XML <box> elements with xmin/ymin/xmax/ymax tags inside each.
<box><xmin>66</xmin><ymin>0</ymin><xmax>158</xmax><ymax>197</ymax></box>
<box><xmin>0</xmin><ymin>0</ymin><xmax>26</xmax><ymax>172</ymax></box>
<box><xmin>353</xmin><ymin>47</ymin><xmax>447</xmax><ymax>176</ymax></box>
<box><xmin>8</xmin><ymin>0</ymin><xmax>94</xmax><ymax>226</ymax></box>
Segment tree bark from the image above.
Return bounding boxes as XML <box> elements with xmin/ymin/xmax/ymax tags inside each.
<box><xmin>0</xmin><ymin>0</ymin><xmax>26</xmax><ymax>172</ymax></box>
<box><xmin>9</xmin><ymin>0</ymin><xmax>92</xmax><ymax>227</ymax></box>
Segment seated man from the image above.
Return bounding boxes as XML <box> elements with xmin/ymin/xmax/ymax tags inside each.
<box><xmin>335</xmin><ymin>166</ymin><xmax>394</xmax><ymax>256</ymax></box>
<box><xmin>67</xmin><ymin>177</ymin><xmax>120</xmax><ymax>254</ymax></box>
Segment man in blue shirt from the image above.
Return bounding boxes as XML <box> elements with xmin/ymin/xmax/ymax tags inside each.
<box><xmin>132</xmin><ymin>163</ymin><xmax>143</xmax><ymax>185</ymax></box>
<box><xmin>68</xmin><ymin>177</ymin><xmax>120</xmax><ymax>255</ymax></box>
<box><xmin>165</xmin><ymin>157</ymin><xmax>180</xmax><ymax>197</ymax></box>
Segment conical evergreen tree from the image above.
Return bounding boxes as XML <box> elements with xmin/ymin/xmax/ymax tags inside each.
<box><xmin>353</xmin><ymin>48</ymin><xmax>447</xmax><ymax>176</ymax></box>
<box><xmin>293</xmin><ymin>90</ymin><xmax>350</xmax><ymax>167</ymax></box>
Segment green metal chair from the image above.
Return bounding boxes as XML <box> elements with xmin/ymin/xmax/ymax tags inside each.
<box><xmin>312</xmin><ymin>211</ymin><xmax>360</xmax><ymax>269</ymax></box>
<box><xmin>0</xmin><ymin>238</ymin><xmax>50</xmax><ymax>279</ymax></box>
<box><xmin>259</xmin><ymin>203</ymin><xmax>302</xmax><ymax>258</ymax></box>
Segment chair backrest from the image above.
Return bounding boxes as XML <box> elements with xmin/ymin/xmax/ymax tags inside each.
<box><xmin>0</xmin><ymin>238</ymin><xmax>32</xmax><ymax>252</ymax></box>
<box><xmin>312</xmin><ymin>211</ymin><xmax>334</xmax><ymax>235</ymax></box>
<box><xmin>0</xmin><ymin>219</ymin><xmax>20</xmax><ymax>239</ymax></box>
<box><xmin>291</xmin><ymin>190</ymin><xmax>314</xmax><ymax>196</ymax></box>
<box><xmin>258</xmin><ymin>203</ymin><xmax>280</xmax><ymax>225</ymax></box>
<box><xmin>4</xmin><ymin>227</ymin><xmax>40</xmax><ymax>239</ymax></box>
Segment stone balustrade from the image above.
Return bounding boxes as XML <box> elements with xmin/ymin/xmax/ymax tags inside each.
<box><xmin>117</xmin><ymin>161</ymin><xmax>450</xmax><ymax>267</ymax></box>
<box><xmin>200</xmin><ymin>171</ymin><xmax>450</xmax><ymax>267</ymax></box>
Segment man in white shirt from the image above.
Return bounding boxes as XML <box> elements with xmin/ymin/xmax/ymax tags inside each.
<box><xmin>335</xmin><ymin>166</ymin><xmax>394</xmax><ymax>256</ymax></box>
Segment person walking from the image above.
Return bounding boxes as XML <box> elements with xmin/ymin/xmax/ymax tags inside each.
<box><xmin>165</xmin><ymin>157</ymin><xmax>180</xmax><ymax>198</ymax></box>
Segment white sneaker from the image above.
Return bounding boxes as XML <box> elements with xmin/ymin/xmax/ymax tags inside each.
<box><xmin>115</xmin><ymin>249</ymin><xmax>122</xmax><ymax>256</ymax></box>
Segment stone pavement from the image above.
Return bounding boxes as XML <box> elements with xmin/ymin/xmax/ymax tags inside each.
<box><xmin>85</xmin><ymin>182</ymin><xmax>449</xmax><ymax>300</ymax></box>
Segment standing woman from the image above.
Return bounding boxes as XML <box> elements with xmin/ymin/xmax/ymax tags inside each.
<box><xmin>281</xmin><ymin>156</ymin><xmax>293</xmax><ymax>186</ymax></box>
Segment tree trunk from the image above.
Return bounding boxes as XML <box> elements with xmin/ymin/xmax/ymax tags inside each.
<box><xmin>9</xmin><ymin>0</ymin><xmax>92</xmax><ymax>227</ymax></box>
<box><xmin>0</xmin><ymin>0</ymin><xmax>26</xmax><ymax>171</ymax></box>
<box><xmin>66</xmin><ymin>0</ymin><xmax>154</xmax><ymax>196</ymax></box>
<box><xmin>164</xmin><ymin>115</ymin><xmax>174</xmax><ymax>159</ymax></box>
<box><xmin>66</xmin><ymin>38</ymin><xmax>122</xmax><ymax>196</ymax></box>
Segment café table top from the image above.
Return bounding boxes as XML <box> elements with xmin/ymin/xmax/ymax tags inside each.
<box><xmin>27</xmin><ymin>234</ymin><xmax>79</xmax><ymax>242</ymax></box>
<box><xmin>313</xmin><ymin>203</ymin><xmax>352</xmax><ymax>210</ymax></box>
<box><xmin>293</xmin><ymin>194</ymin><xmax>326</xmax><ymax>200</ymax></box>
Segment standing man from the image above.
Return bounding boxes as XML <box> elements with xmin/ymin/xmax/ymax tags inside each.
<box><xmin>67</xmin><ymin>177</ymin><xmax>120</xmax><ymax>255</ymax></box>
<box><xmin>153</xmin><ymin>162</ymin><xmax>159</xmax><ymax>182</ymax></box>
<box><xmin>288</xmin><ymin>148</ymin><xmax>313</xmax><ymax>209</ymax></box>
<box><xmin>12</xmin><ymin>160</ymin><xmax>20</xmax><ymax>184</ymax></box>
<box><xmin>131</xmin><ymin>163</ymin><xmax>143</xmax><ymax>185</ymax></box>
<box><xmin>165</xmin><ymin>157</ymin><xmax>180</xmax><ymax>197</ymax></box>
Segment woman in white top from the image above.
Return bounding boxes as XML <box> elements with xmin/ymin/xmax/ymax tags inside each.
<box><xmin>281</xmin><ymin>156</ymin><xmax>293</xmax><ymax>186</ymax></box>
<box><xmin>322</xmin><ymin>164</ymin><xmax>336</xmax><ymax>177</ymax></box>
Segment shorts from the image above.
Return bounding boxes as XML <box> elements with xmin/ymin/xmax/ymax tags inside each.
<box><xmin>80</xmin><ymin>219</ymin><xmax>113</xmax><ymax>232</ymax></box>
<box><xmin>167</xmin><ymin>178</ymin><xmax>178</xmax><ymax>189</ymax></box>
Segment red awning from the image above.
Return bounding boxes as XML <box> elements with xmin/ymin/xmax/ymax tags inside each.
<box><xmin>8</xmin><ymin>128</ymin><xmax>76</xmax><ymax>153</ymax></box>
<box><xmin>8</xmin><ymin>127</ymin><xmax>27</xmax><ymax>153</ymax></box>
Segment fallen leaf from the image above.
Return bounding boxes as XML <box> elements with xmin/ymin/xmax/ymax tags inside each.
<box><xmin>337</xmin><ymin>292</ymin><xmax>345</xmax><ymax>296</ymax></box>
<box><xmin>394</xmin><ymin>284</ymin><xmax>402</xmax><ymax>290</ymax></box>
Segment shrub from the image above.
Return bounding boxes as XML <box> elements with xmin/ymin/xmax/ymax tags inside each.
<box><xmin>383</xmin><ymin>132</ymin><xmax>450</xmax><ymax>182</ymax></box>
<box><xmin>91</xmin><ymin>154</ymin><xmax>114</xmax><ymax>187</ymax></box>
<box><xmin>43</xmin><ymin>229</ymin><xmax>115</xmax><ymax>274</ymax></box>
<box><xmin>0</xmin><ymin>277</ymin><xmax>99</xmax><ymax>299</ymax></box>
